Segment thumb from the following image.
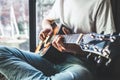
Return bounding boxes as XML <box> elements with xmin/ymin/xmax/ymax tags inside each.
<box><xmin>62</xmin><ymin>27</ymin><xmax>71</xmax><ymax>34</ymax></box>
<box><xmin>48</xmin><ymin>28</ymin><xmax>53</xmax><ymax>36</ymax></box>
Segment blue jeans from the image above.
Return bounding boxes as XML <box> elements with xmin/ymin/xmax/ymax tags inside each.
<box><xmin>0</xmin><ymin>46</ymin><xmax>93</xmax><ymax>80</ymax></box>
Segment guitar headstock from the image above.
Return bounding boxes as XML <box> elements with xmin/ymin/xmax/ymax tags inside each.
<box><xmin>79</xmin><ymin>32</ymin><xmax>120</xmax><ymax>66</ymax></box>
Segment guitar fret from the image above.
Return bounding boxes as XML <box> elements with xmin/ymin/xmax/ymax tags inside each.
<box><xmin>76</xmin><ymin>34</ymin><xmax>83</xmax><ymax>44</ymax></box>
<box><xmin>63</xmin><ymin>34</ymin><xmax>83</xmax><ymax>44</ymax></box>
<box><xmin>47</xmin><ymin>34</ymin><xmax>84</xmax><ymax>45</ymax></box>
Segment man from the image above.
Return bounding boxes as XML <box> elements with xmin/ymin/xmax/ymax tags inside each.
<box><xmin>0</xmin><ymin>0</ymin><xmax>115</xmax><ymax>80</ymax></box>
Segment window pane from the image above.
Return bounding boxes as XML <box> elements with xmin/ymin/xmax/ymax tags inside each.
<box><xmin>0</xmin><ymin>0</ymin><xmax>29</xmax><ymax>51</ymax></box>
<box><xmin>36</xmin><ymin>0</ymin><xmax>55</xmax><ymax>44</ymax></box>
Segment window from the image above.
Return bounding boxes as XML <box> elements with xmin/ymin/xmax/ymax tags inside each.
<box><xmin>36</xmin><ymin>0</ymin><xmax>55</xmax><ymax>45</ymax></box>
<box><xmin>0</xmin><ymin>0</ymin><xmax>29</xmax><ymax>50</ymax></box>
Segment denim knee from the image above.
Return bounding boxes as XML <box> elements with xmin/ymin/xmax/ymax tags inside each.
<box><xmin>0</xmin><ymin>46</ymin><xmax>18</xmax><ymax>59</ymax></box>
<box><xmin>67</xmin><ymin>65</ymin><xmax>93</xmax><ymax>80</ymax></box>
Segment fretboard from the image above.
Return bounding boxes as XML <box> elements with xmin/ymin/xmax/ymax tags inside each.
<box><xmin>63</xmin><ymin>34</ymin><xmax>83</xmax><ymax>45</ymax></box>
<box><xmin>44</xmin><ymin>33</ymin><xmax>83</xmax><ymax>45</ymax></box>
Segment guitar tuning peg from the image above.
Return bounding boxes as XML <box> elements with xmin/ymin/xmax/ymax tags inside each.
<box><xmin>87</xmin><ymin>53</ymin><xmax>92</xmax><ymax>59</ymax></box>
<box><xmin>105</xmin><ymin>58</ymin><xmax>111</xmax><ymax>66</ymax></box>
<box><xmin>97</xmin><ymin>56</ymin><xmax>102</xmax><ymax>64</ymax></box>
<box><xmin>94</xmin><ymin>56</ymin><xmax>98</xmax><ymax>61</ymax></box>
<box><xmin>94</xmin><ymin>56</ymin><xmax>102</xmax><ymax>64</ymax></box>
<box><xmin>119</xmin><ymin>33</ymin><xmax>120</xmax><ymax>36</ymax></box>
<box><xmin>98</xmin><ymin>35</ymin><xmax>105</xmax><ymax>40</ymax></box>
<box><xmin>90</xmin><ymin>33</ymin><xmax>95</xmax><ymax>38</ymax></box>
<box><xmin>102</xmin><ymin>46</ymin><xmax>110</xmax><ymax>56</ymax></box>
<box><xmin>84</xmin><ymin>44</ymin><xmax>89</xmax><ymax>49</ymax></box>
<box><xmin>97</xmin><ymin>58</ymin><xmax>101</xmax><ymax>64</ymax></box>
<box><xmin>93</xmin><ymin>46</ymin><xmax>99</xmax><ymax>52</ymax></box>
<box><xmin>110</xmin><ymin>36</ymin><xmax>116</xmax><ymax>42</ymax></box>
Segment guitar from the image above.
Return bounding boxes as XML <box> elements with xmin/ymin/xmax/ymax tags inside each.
<box><xmin>36</xmin><ymin>24</ymin><xmax>120</xmax><ymax>66</ymax></box>
<box><xmin>79</xmin><ymin>32</ymin><xmax>120</xmax><ymax>66</ymax></box>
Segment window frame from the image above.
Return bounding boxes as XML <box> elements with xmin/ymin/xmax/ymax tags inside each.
<box><xmin>29</xmin><ymin>0</ymin><xmax>36</xmax><ymax>52</ymax></box>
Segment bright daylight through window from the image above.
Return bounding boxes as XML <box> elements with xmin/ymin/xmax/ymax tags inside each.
<box><xmin>0</xmin><ymin>0</ymin><xmax>29</xmax><ymax>50</ymax></box>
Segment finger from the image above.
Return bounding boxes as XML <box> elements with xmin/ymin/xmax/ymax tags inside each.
<box><xmin>52</xmin><ymin>41</ymin><xmax>65</xmax><ymax>52</ymax></box>
<box><xmin>52</xmin><ymin>41</ymin><xmax>59</xmax><ymax>49</ymax></box>
<box><xmin>52</xmin><ymin>35</ymin><xmax>66</xmax><ymax>52</ymax></box>
<box><xmin>39</xmin><ymin>33</ymin><xmax>46</xmax><ymax>41</ymax></box>
<box><xmin>39</xmin><ymin>28</ymin><xmax>53</xmax><ymax>41</ymax></box>
<box><xmin>62</xmin><ymin>27</ymin><xmax>71</xmax><ymax>34</ymax></box>
<box><xmin>42</xmin><ymin>32</ymin><xmax>46</xmax><ymax>38</ymax></box>
<box><xmin>52</xmin><ymin>39</ymin><xmax>63</xmax><ymax>52</ymax></box>
<box><xmin>39</xmin><ymin>30</ymin><xmax>46</xmax><ymax>38</ymax></box>
<box><xmin>39</xmin><ymin>30</ymin><xmax>48</xmax><ymax>40</ymax></box>
<box><xmin>56</xmin><ymin>35</ymin><xmax>65</xmax><ymax>47</ymax></box>
<box><xmin>52</xmin><ymin>35</ymin><xmax>60</xmax><ymax>48</ymax></box>
<box><xmin>43</xmin><ymin>28</ymin><xmax>53</xmax><ymax>35</ymax></box>
<box><xmin>48</xmin><ymin>29</ymin><xmax>53</xmax><ymax>36</ymax></box>
<box><xmin>42</xmin><ymin>29</ymin><xmax>51</xmax><ymax>36</ymax></box>
<box><xmin>57</xmin><ymin>36</ymin><xmax>66</xmax><ymax>51</ymax></box>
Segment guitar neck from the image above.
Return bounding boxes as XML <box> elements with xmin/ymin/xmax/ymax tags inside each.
<box><xmin>44</xmin><ymin>33</ymin><xmax>83</xmax><ymax>46</ymax></box>
<box><xmin>63</xmin><ymin>34</ymin><xmax>83</xmax><ymax>45</ymax></box>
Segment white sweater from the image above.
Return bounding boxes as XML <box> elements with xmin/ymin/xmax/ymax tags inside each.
<box><xmin>44</xmin><ymin>0</ymin><xmax>116</xmax><ymax>34</ymax></box>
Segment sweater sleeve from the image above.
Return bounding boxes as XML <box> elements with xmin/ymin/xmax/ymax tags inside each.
<box><xmin>95</xmin><ymin>0</ymin><xmax>116</xmax><ymax>34</ymax></box>
<box><xmin>44</xmin><ymin>0</ymin><xmax>60</xmax><ymax>20</ymax></box>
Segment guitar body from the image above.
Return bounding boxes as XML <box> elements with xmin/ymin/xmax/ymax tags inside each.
<box><xmin>41</xmin><ymin>45</ymin><xmax>67</xmax><ymax>64</ymax></box>
<box><xmin>37</xmin><ymin>22</ymin><xmax>120</xmax><ymax>66</ymax></box>
<box><xmin>39</xmin><ymin>23</ymin><xmax>72</xmax><ymax>64</ymax></box>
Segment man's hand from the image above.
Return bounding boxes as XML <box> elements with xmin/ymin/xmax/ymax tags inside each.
<box><xmin>39</xmin><ymin>28</ymin><xmax>53</xmax><ymax>41</ymax></box>
<box><xmin>52</xmin><ymin>35</ymin><xmax>82</xmax><ymax>54</ymax></box>
<box><xmin>52</xmin><ymin>27</ymin><xmax>83</xmax><ymax>55</ymax></box>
